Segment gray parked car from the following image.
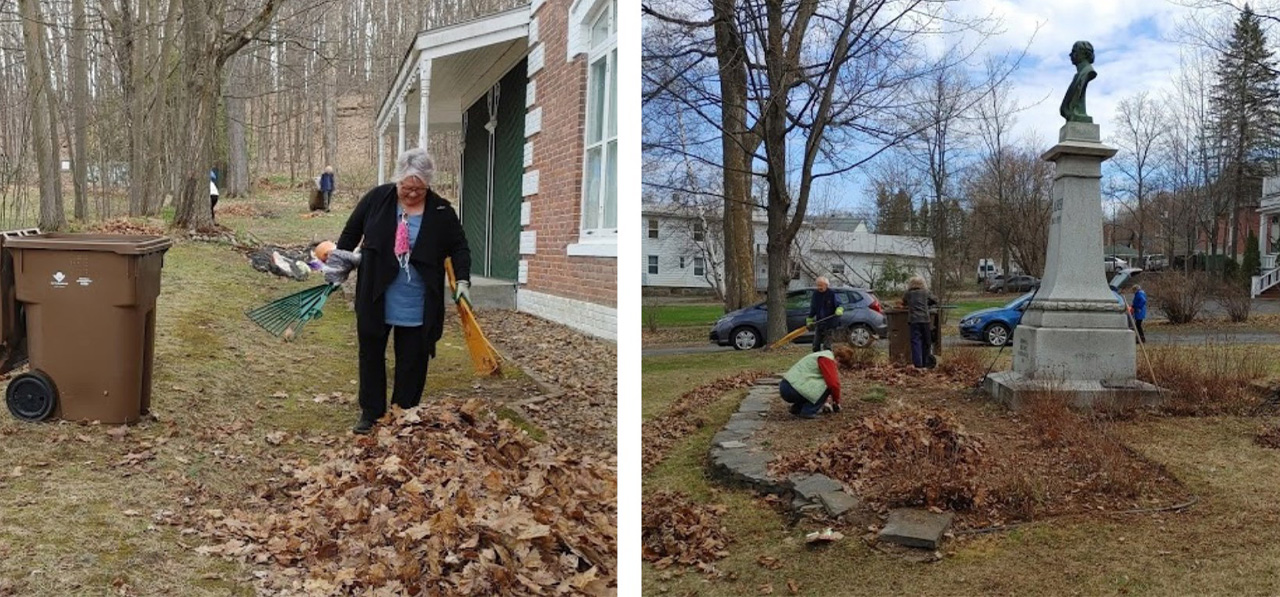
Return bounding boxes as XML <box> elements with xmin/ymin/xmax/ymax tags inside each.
<box><xmin>709</xmin><ymin>287</ymin><xmax>888</xmax><ymax>350</ymax></box>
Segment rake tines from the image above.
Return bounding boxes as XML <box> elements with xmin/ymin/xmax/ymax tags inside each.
<box><xmin>247</xmin><ymin>283</ymin><xmax>339</xmax><ymax>341</ymax></box>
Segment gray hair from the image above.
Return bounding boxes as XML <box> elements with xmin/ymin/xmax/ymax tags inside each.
<box><xmin>816</xmin><ymin>276</ymin><xmax>829</xmax><ymax>286</ymax></box>
<box><xmin>907</xmin><ymin>275</ymin><xmax>926</xmax><ymax>291</ymax></box>
<box><xmin>393</xmin><ymin>148</ymin><xmax>435</xmax><ymax>186</ymax></box>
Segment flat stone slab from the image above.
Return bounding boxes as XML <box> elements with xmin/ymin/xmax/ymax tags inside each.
<box><xmin>878</xmin><ymin>509</ymin><xmax>955</xmax><ymax>550</ymax></box>
<box><xmin>712</xmin><ymin>429</ymin><xmax>751</xmax><ymax>445</ymax></box>
<box><xmin>791</xmin><ymin>474</ymin><xmax>843</xmax><ymax>501</ymax></box>
<box><xmin>717</xmin><ymin>440</ymin><xmax>747</xmax><ymax>449</ymax></box>
<box><xmin>739</xmin><ymin>394</ymin><xmax>773</xmax><ymax>413</ymax></box>
<box><xmin>724</xmin><ymin>417</ymin><xmax>764</xmax><ymax>434</ymax></box>
<box><xmin>757</xmin><ymin>377</ymin><xmax>782</xmax><ymax>386</ymax></box>
<box><xmin>818</xmin><ymin>491</ymin><xmax>861</xmax><ymax>517</ymax></box>
<box><xmin>985</xmin><ymin>370</ymin><xmax>1165</xmax><ymax>411</ymax></box>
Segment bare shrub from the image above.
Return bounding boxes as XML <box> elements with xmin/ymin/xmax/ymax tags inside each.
<box><xmin>937</xmin><ymin>347</ymin><xmax>988</xmax><ymax>383</ymax></box>
<box><xmin>1020</xmin><ymin>392</ymin><xmax>1142</xmax><ymax>498</ymax></box>
<box><xmin>1138</xmin><ymin>340</ymin><xmax>1269</xmax><ymax>415</ymax></box>
<box><xmin>1214</xmin><ymin>280</ymin><xmax>1252</xmax><ymax>323</ymax></box>
<box><xmin>1144</xmin><ymin>271</ymin><xmax>1209</xmax><ymax>324</ymax></box>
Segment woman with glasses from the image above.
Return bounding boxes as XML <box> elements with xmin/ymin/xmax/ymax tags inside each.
<box><xmin>324</xmin><ymin>148</ymin><xmax>472</xmax><ymax>434</ymax></box>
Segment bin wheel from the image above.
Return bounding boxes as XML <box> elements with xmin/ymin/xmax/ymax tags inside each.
<box><xmin>7</xmin><ymin>370</ymin><xmax>56</xmax><ymax>422</ymax></box>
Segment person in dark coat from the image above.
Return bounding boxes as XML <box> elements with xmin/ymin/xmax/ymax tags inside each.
<box><xmin>807</xmin><ymin>276</ymin><xmax>843</xmax><ymax>352</ymax></box>
<box><xmin>901</xmin><ymin>275</ymin><xmax>937</xmax><ymax>368</ymax></box>
<box><xmin>325</xmin><ymin>148</ymin><xmax>471</xmax><ymax>434</ymax></box>
<box><xmin>319</xmin><ymin>166</ymin><xmax>336</xmax><ymax>212</ymax></box>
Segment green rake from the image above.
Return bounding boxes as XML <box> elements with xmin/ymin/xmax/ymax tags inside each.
<box><xmin>246</xmin><ymin>283</ymin><xmax>340</xmax><ymax>341</ymax></box>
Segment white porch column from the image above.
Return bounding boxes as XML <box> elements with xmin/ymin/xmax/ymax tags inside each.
<box><xmin>418</xmin><ymin>58</ymin><xmax>432</xmax><ymax>149</ymax></box>
<box><xmin>1261</xmin><ymin>212</ymin><xmax>1270</xmax><ymax>257</ymax></box>
<box><xmin>377</xmin><ymin>128</ymin><xmax>386</xmax><ymax>185</ymax></box>
<box><xmin>397</xmin><ymin>100</ymin><xmax>407</xmax><ymax>157</ymax></box>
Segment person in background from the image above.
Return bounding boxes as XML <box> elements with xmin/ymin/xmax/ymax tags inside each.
<box><xmin>901</xmin><ymin>275</ymin><xmax>938</xmax><ymax>368</ymax></box>
<box><xmin>807</xmin><ymin>276</ymin><xmax>843</xmax><ymax>352</ymax></box>
<box><xmin>209</xmin><ymin>179</ymin><xmax>220</xmax><ymax>222</ymax></box>
<box><xmin>1131</xmin><ymin>284</ymin><xmax>1148</xmax><ymax>343</ymax></box>
<box><xmin>324</xmin><ymin>148</ymin><xmax>471</xmax><ymax>435</ymax></box>
<box><xmin>320</xmin><ymin>166</ymin><xmax>336</xmax><ymax>212</ymax></box>
<box><xmin>779</xmin><ymin>344</ymin><xmax>858</xmax><ymax>418</ymax></box>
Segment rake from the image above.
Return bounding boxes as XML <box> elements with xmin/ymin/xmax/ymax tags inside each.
<box><xmin>446</xmin><ymin>258</ymin><xmax>502</xmax><ymax>376</ymax></box>
<box><xmin>246</xmin><ymin>283</ymin><xmax>340</xmax><ymax>341</ymax></box>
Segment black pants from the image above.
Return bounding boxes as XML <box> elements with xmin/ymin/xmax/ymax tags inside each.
<box><xmin>210</xmin><ymin>194</ymin><xmax>218</xmax><ymax>219</ymax></box>
<box><xmin>1134</xmin><ymin>318</ymin><xmax>1146</xmax><ymax>343</ymax></box>
<box><xmin>358</xmin><ymin>324</ymin><xmax>431</xmax><ymax>420</ymax></box>
<box><xmin>812</xmin><ymin>320</ymin><xmax>834</xmax><ymax>352</ymax></box>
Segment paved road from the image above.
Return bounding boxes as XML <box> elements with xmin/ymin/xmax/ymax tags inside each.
<box><xmin>642</xmin><ymin>329</ymin><xmax>1280</xmax><ymax>357</ymax></box>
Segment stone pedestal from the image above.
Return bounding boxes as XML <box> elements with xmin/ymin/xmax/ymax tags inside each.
<box><xmin>985</xmin><ymin>122</ymin><xmax>1163</xmax><ymax>409</ymax></box>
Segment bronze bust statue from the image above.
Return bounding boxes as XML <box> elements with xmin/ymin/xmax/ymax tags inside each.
<box><xmin>1060</xmin><ymin>41</ymin><xmax>1096</xmax><ymax>123</ymax></box>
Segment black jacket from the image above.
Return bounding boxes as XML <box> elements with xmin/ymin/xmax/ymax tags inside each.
<box><xmin>810</xmin><ymin>289</ymin><xmax>839</xmax><ymax>320</ymax></box>
<box><xmin>337</xmin><ymin>183</ymin><xmax>471</xmax><ymax>353</ymax></box>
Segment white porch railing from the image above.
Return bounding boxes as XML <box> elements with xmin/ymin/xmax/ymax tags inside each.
<box><xmin>1254</xmin><ymin>266</ymin><xmax>1280</xmax><ymax>297</ymax></box>
<box><xmin>1265</xmin><ymin>254</ymin><xmax>1277</xmax><ymax>271</ymax></box>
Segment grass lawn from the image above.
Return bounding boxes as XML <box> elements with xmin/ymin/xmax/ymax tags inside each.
<box><xmin>0</xmin><ymin>189</ymin><xmax>538</xmax><ymax>595</ymax></box>
<box><xmin>642</xmin><ymin>303</ymin><xmax>726</xmax><ymax>328</ymax></box>
<box><xmin>643</xmin><ymin>344</ymin><xmax>1280</xmax><ymax>596</ymax></box>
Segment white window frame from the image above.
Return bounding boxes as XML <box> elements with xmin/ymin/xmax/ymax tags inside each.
<box><xmin>679</xmin><ymin>256</ymin><xmax>685</xmax><ymax>269</ymax></box>
<box><xmin>648</xmin><ymin>218</ymin><xmax>659</xmax><ymax>239</ymax></box>
<box><xmin>566</xmin><ymin>0</ymin><xmax>617</xmax><ymax>258</ymax></box>
<box><xmin>694</xmin><ymin>256</ymin><xmax>705</xmax><ymax>276</ymax></box>
<box><xmin>693</xmin><ymin>220</ymin><xmax>705</xmax><ymax>242</ymax></box>
<box><xmin>648</xmin><ymin>255</ymin><xmax>659</xmax><ymax>275</ymax></box>
<box><xmin>831</xmin><ymin>263</ymin><xmax>845</xmax><ymax>275</ymax></box>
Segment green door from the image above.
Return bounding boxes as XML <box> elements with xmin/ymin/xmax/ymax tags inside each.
<box><xmin>457</xmin><ymin>60</ymin><xmax>526</xmax><ymax>282</ymax></box>
<box><xmin>460</xmin><ymin>96</ymin><xmax>491</xmax><ymax>275</ymax></box>
<box><xmin>490</xmin><ymin>60</ymin><xmax>527</xmax><ymax>281</ymax></box>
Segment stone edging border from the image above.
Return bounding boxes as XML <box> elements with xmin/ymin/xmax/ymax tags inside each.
<box><xmin>707</xmin><ymin>377</ymin><xmax>861</xmax><ymax>518</ymax></box>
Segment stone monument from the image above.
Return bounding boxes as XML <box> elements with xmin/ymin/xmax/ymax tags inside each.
<box><xmin>985</xmin><ymin>41</ymin><xmax>1163</xmax><ymax>409</ymax></box>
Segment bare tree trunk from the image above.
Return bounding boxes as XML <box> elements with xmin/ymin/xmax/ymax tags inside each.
<box><xmin>225</xmin><ymin>55</ymin><xmax>249</xmax><ymax>197</ymax></box>
<box><xmin>322</xmin><ymin>9</ymin><xmax>338</xmax><ymax>174</ymax></box>
<box><xmin>70</xmin><ymin>0</ymin><xmax>89</xmax><ymax>221</ymax></box>
<box><xmin>712</xmin><ymin>0</ymin><xmax>758</xmax><ymax>312</ymax></box>
<box><xmin>19</xmin><ymin>0</ymin><xmax>66</xmax><ymax>231</ymax></box>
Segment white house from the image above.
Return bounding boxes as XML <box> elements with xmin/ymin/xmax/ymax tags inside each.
<box><xmin>641</xmin><ymin>203</ymin><xmax>934</xmax><ymax>293</ymax></box>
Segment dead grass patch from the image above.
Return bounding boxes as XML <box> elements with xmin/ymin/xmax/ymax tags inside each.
<box><xmin>1139</xmin><ymin>340</ymin><xmax>1269</xmax><ymax>415</ymax></box>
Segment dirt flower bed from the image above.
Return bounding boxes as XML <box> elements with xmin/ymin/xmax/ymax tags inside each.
<box><xmin>641</xmin><ymin>491</ymin><xmax>732</xmax><ymax>576</ymax></box>
<box><xmin>642</xmin><ymin>371</ymin><xmax>769</xmax><ymax>474</ymax></box>
<box><xmin>759</xmin><ymin>361</ymin><xmax>1189</xmax><ymax>529</ymax></box>
<box><xmin>1256</xmin><ymin>423</ymin><xmax>1280</xmax><ymax>449</ymax></box>
<box><xmin>193</xmin><ymin>399</ymin><xmax>616</xmax><ymax>596</ymax></box>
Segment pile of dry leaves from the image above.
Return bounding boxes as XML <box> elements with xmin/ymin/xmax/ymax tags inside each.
<box><xmin>642</xmin><ymin>371</ymin><xmax>769</xmax><ymax>474</ymax></box>
<box><xmin>641</xmin><ymin>490</ymin><xmax>731</xmax><ymax>575</ymax></box>
<box><xmin>194</xmin><ymin>399</ymin><xmax>616</xmax><ymax>595</ymax></box>
<box><xmin>87</xmin><ymin>218</ymin><xmax>166</xmax><ymax>236</ymax></box>
<box><xmin>774</xmin><ymin>407</ymin><xmax>990</xmax><ymax>511</ymax></box>
<box><xmin>1257</xmin><ymin>423</ymin><xmax>1280</xmax><ymax>449</ymax></box>
<box><xmin>475</xmin><ymin>311</ymin><xmax>617</xmax><ymax>456</ymax></box>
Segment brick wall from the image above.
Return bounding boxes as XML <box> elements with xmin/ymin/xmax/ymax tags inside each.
<box><xmin>521</xmin><ymin>0</ymin><xmax>618</xmax><ymax>309</ymax></box>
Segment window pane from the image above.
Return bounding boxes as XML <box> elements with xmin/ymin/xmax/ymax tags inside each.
<box><xmin>604</xmin><ymin>140</ymin><xmax>617</xmax><ymax>228</ymax></box>
<box><xmin>591</xmin><ymin>9</ymin><xmax>609</xmax><ymax>48</ymax></box>
<box><xmin>584</xmin><ymin>147</ymin><xmax>602</xmax><ymax>230</ymax></box>
<box><xmin>607</xmin><ymin>49</ymin><xmax>617</xmax><ymax>139</ymax></box>
<box><xmin>588</xmin><ymin>57</ymin><xmax>607</xmax><ymax>144</ymax></box>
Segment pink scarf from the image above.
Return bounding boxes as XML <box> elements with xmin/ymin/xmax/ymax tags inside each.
<box><xmin>395</xmin><ymin>212</ymin><xmax>411</xmax><ymax>280</ymax></box>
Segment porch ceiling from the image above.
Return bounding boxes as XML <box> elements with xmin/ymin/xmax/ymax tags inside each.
<box><xmin>377</xmin><ymin>6</ymin><xmax>530</xmax><ymax>134</ymax></box>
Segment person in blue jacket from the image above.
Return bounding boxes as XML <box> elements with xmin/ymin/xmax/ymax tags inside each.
<box><xmin>319</xmin><ymin>166</ymin><xmax>336</xmax><ymax>212</ymax></box>
<box><xmin>1130</xmin><ymin>284</ymin><xmax>1147</xmax><ymax>343</ymax></box>
<box><xmin>806</xmin><ymin>276</ymin><xmax>843</xmax><ymax>352</ymax></box>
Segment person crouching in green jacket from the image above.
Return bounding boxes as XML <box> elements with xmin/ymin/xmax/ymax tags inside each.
<box><xmin>779</xmin><ymin>344</ymin><xmax>858</xmax><ymax>418</ymax></box>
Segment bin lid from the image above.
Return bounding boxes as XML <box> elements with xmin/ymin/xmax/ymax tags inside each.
<box><xmin>5</xmin><ymin>234</ymin><xmax>172</xmax><ymax>255</ymax></box>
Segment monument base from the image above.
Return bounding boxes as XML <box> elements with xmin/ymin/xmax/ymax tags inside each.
<box><xmin>1011</xmin><ymin>323</ymin><xmax>1136</xmax><ymax>380</ymax></box>
<box><xmin>984</xmin><ymin>370</ymin><xmax>1165</xmax><ymax>412</ymax></box>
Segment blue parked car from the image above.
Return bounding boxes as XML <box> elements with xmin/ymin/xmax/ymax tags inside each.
<box><xmin>959</xmin><ymin>290</ymin><xmax>1129</xmax><ymax>346</ymax></box>
<box><xmin>710</xmin><ymin>287</ymin><xmax>888</xmax><ymax>350</ymax></box>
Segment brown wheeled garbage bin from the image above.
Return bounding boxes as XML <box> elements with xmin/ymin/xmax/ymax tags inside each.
<box><xmin>5</xmin><ymin>234</ymin><xmax>171</xmax><ymax>424</ymax></box>
<box><xmin>886</xmin><ymin>308</ymin><xmax>942</xmax><ymax>366</ymax></box>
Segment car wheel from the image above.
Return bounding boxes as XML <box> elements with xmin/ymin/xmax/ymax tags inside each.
<box><xmin>848</xmin><ymin>324</ymin><xmax>875</xmax><ymax>348</ymax></box>
<box><xmin>731</xmin><ymin>326</ymin><xmax>761</xmax><ymax>350</ymax></box>
<box><xmin>985</xmin><ymin>322</ymin><xmax>1011</xmax><ymax>347</ymax></box>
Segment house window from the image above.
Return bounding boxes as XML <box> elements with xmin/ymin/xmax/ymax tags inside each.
<box><xmin>831</xmin><ymin>263</ymin><xmax>845</xmax><ymax>275</ymax></box>
<box><xmin>648</xmin><ymin>255</ymin><xmax>659</xmax><ymax>275</ymax></box>
<box><xmin>694</xmin><ymin>257</ymin><xmax>705</xmax><ymax>276</ymax></box>
<box><xmin>679</xmin><ymin>256</ymin><xmax>685</xmax><ymax>269</ymax></box>
<box><xmin>693</xmin><ymin>221</ymin><xmax>705</xmax><ymax>242</ymax></box>
<box><xmin>580</xmin><ymin>0</ymin><xmax>617</xmax><ymax>240</ymax></box>
<box><xmin>648</xmin><ymin>219</ymin><xmax>658</xmax><ymax>239</ymax></box>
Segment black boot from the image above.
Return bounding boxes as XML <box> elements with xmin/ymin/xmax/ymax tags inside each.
<box><xmin>352</xmin><ymin>414</ymin><xmax>376</xmax><ymax>435</ymax></box>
